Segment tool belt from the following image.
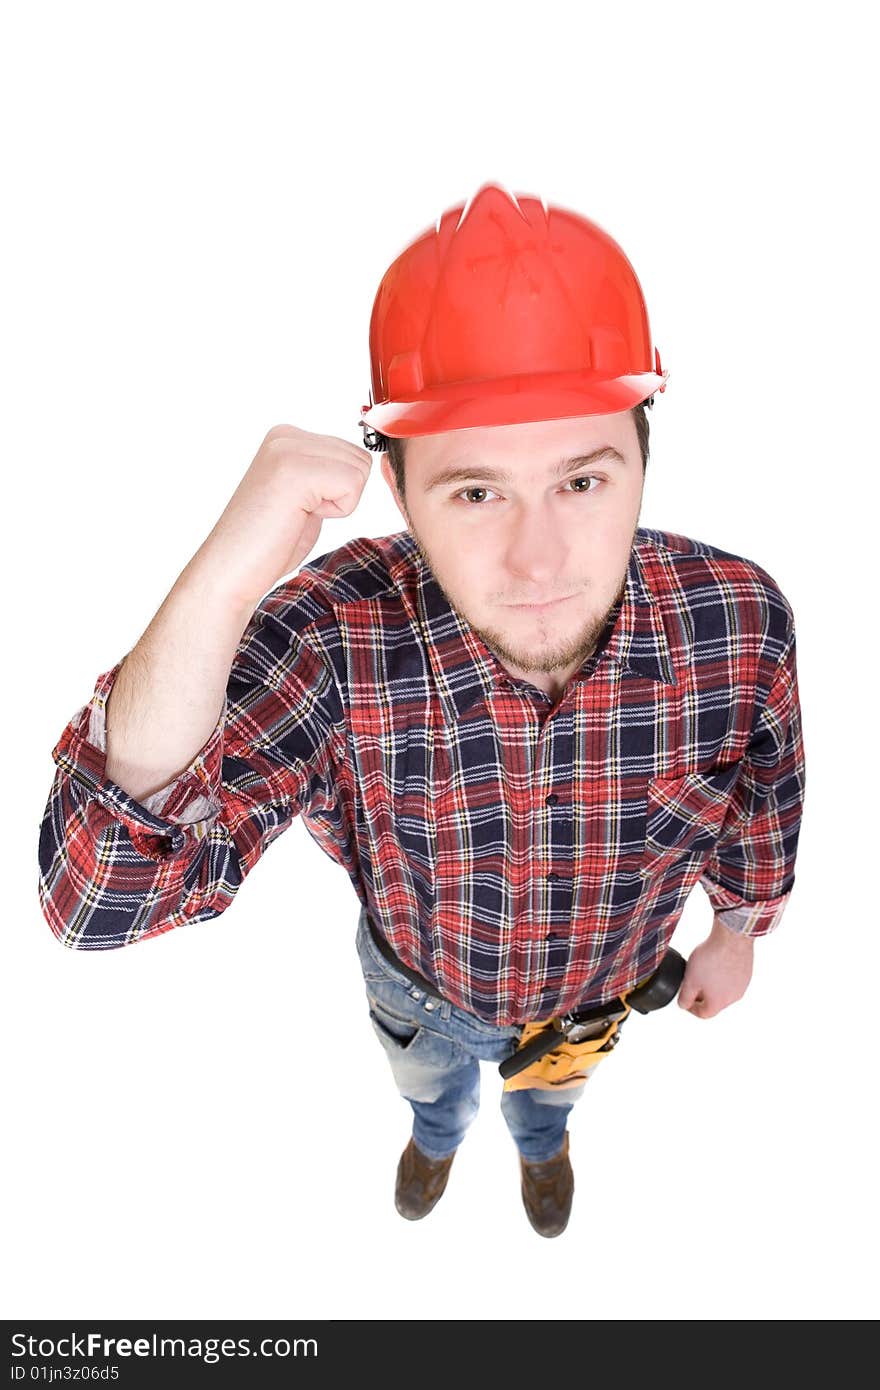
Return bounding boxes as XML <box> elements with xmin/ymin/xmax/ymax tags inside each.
<box><xmin>500</xmin><ymin>950</ymin><xmax>687</xmax><ymax>1092</ymax></box>
<box><xmin>366</xmin><ymin>913</ymin><xmax>685</xmax><ymax>1095</ymax></box>
<box><xmin>500</xmin><ymin>1000</ymin><xmax>632</xmax><ymax>1092</ymax></box>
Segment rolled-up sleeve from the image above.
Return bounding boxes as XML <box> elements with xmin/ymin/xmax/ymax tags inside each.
<box><xmin>700</xmin><ymin>619</ymin><xmax>806</xmax><ymax>936</ymax></box>
<box><xmin>38</xmin><ymin>594</ymin><xmax>346</xmax><ymax>950</ymax></box>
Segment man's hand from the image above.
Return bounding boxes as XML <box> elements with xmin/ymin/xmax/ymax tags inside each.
<box><xmin>677</xmin><ymin>916</ymin><xmax>755</xmax><ymax>1019</ymax></box>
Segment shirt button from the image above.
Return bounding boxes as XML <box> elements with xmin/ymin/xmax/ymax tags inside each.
<box><xmin>545</xmin><ymin>793</ymin><xmax>559</xmax><ymax>806</ymax></box>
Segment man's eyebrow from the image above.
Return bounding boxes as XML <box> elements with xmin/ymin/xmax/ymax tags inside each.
<box><xmin>422</xmin><ymin>446</ymin><xmax>627</xmax><ymax>493</ymax></box>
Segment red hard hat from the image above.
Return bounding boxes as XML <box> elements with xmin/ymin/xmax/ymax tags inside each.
<box><xmin>359</xmin><ymin>181</ymin><xmax>668</xmax><ymax>444</ymax></box>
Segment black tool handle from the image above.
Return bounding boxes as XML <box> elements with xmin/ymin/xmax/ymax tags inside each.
<box><xmin>627</xmin><ymin>946</ymin><xmax>687</xmax><ymax>1013</ymax></box>
<box><xmin>499</xmin><ymin>1024</ymin><xmax>564</xmax><ymax>1080</ymax></box>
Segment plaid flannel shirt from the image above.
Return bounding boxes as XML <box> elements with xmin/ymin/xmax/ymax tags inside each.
<box><xmin>39</xmin><ymin>526</ymin><xmax>806</xmax><ymax>1026</ymax></box>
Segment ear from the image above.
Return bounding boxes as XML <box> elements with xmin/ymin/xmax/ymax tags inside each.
<box><xmin>380</xmin><ymin>454</ymin><xmax>409</xmax><ymax>523</ymax></box>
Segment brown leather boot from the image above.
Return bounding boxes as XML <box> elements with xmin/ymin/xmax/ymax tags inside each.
<box><xmin>520</xmin><ymin>1131</ymin><xmax>574</xmax><ymax>1237</ymax></box>
<box><xmin>394</xmin><ymin>1136</ymin><xmax>456</xmax><ymax>1220</ymax></box>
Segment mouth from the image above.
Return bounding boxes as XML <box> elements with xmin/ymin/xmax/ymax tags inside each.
<box><xmin>506</xmin><ymin>594</ymin><xmax>575</xmax><ymax>612</ymax></box>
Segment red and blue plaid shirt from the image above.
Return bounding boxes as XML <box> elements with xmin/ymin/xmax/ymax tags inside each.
<box><xmin>39</xmin><ymin>526</ymin><xmax>806</xmax><ymax>1026</ymax></box>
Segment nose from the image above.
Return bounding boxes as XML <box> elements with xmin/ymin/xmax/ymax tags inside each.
<box><xmin>502</xmin><ymin>500</ymin><xmax>570</xmax><ymax>590</ymax></box>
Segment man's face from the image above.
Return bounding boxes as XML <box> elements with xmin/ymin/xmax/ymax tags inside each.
<box><xmin>380</xmin><ymin>412</ymin><xmax>645</xmax><ymax>695</ymax></box>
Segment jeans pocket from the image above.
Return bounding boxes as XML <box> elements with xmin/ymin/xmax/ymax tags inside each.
<box><xmin>367</xmin><ymin>995</ymin><xmax>463</xmax><ymax>1079</ymax></box>
<box><xmin>368</xmin><ymin>999</ymin><xmax>424</xmax><ymax>1052</ymax></box>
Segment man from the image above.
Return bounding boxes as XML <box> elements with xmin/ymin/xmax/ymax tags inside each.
<box><xmin>38</xmin><ymin>183</ymin><xmax>806</xmax><ymax>1238</ymax></box>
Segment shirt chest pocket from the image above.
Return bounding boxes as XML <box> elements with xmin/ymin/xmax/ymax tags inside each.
<box><xmin>642</xmin><ymin>762</ymin><xmax>743</xmax><ymax>872</ymax></box>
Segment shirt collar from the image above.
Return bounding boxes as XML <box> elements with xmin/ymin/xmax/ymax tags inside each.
<box><xmin>387</xmin><ymin>529</ymin><xmax>677</xmax><ymax>723</ymax></box>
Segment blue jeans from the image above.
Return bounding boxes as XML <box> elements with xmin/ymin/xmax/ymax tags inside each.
<box><xmin>355</xmin><ymin>905</ymin><xmax>588</xmax><ymax>1163</ymax></box>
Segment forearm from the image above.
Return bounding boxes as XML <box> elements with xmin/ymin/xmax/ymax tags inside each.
<box><xmin>709</xmin><ymin>912</ymin><xmax>756</xmax><ymax>957</ymax></box>
<box><xmin>104</xmin><ymin>543</ymin><xmax>258</xmax><ymax>802</ymax></box>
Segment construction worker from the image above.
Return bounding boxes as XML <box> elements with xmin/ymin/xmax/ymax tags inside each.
<box><xmin>38</xmin><ymin>182</ymin><xmax>806</xmax><ymax>1238</ymax></box>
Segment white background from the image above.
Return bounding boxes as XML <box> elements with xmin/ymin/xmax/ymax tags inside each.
<box><xmin>4</xmin><ymin>0</ymin><xmax>877</xmax><ymax>1323</ymax></box>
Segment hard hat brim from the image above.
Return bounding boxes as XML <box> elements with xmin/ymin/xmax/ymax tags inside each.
<box><xmin>360</xmin><ymin>370</ymin><xmax>667</xmax><ymax>439</ymax></box>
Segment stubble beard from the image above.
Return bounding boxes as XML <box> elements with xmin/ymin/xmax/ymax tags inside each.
<box><xmin>470</xmin><ymin>568</ymin><xmax>629</xmax><ymax>675</ymax></box>
<box><xmin>404</xmin><ymin>514</ymin><xmax>633</xmax><ymax>678</ymax></box>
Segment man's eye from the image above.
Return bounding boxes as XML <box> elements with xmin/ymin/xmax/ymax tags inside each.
<box><xmin>455</xmin><ymin>486</ymin><xmax>497</xmax><ymax>504</ymax></box>
<box><xmin>454</xmin><ymin>476</ymin><xmax>602</xmax><ymax>505</ymax></box>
